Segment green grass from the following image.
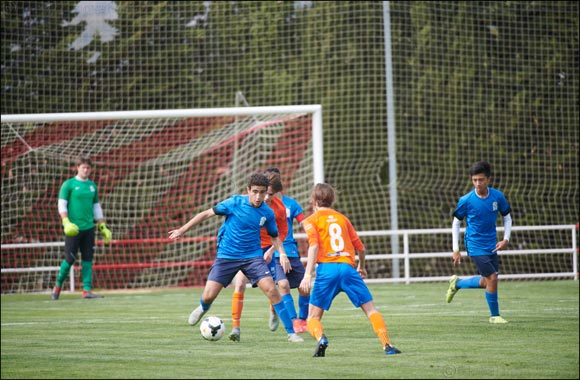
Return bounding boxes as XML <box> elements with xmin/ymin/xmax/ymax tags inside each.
<box><xmin>2</xmin><ymin>281</ymin><xmax>578</xmax><ymax>379</ymax></box>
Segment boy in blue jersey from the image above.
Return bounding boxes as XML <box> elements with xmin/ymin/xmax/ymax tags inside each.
<box><xmin>168</xmin><ymin>173</ymin><xmax>303</xmax><ymax>342</ymax></box>
<box><xmin>446</xmin><ymin>161</ymin><xmax>513</xmax><ymax>324</ymax></box>
<box><xmin>264</xmin><ymin>168</ymin><xmax>310</xmax><ymax>334</ymax></box>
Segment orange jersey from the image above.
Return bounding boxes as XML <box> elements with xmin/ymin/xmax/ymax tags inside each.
<box><xmin>303</xmin><ymin>208</ymin><xmax>365</xmax><ymax>266</ymax></box>
<box><xmin>261</xmin><ymin>196</ymin><xmax>288</xmax><ymax>248</ymax></box>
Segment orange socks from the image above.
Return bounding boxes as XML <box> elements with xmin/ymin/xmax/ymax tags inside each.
<box><xmin>232</xmin><ymin>292</ymin><xmax>244</xmax><ymax>329</ymax></box>
<box><xmin>307</xmin><ymin>317</ymin><xmax>324</xmax><ymax>341</ymax></box>
<box><xmin>369</xmin><ymin>312</ymin><xmax>391</xmax><ymax>347</ymax></box>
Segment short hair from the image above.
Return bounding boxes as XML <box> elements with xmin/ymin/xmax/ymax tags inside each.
<box><xmin>264</xmin><ymin>171</ymin><xmax>283</xmax><ymax>193</ymax></box>
<box><xmin>247</xmin><ymin>173</ymin><xmax>270</xmax><ymax>188</ymax></box>
<box><xmin>76</xmin><ymin>155</ymin><xmax>92</xmax><ymax>167</ymax></box>
<box><xmin>265</xmin><ymin>167</ymin><xmax>281</xmax><ymax>175</ymax></box>
<box><xmin>469</xmin><ymin>161</ymin><xmax>491</xmax><ymax>177</ymax></box>
<box><xmin>311</xmin><ymin>183</ymin><xmax>335</xmax><ymax>208</ymax></box>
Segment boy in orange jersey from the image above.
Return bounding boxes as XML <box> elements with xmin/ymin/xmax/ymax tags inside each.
<box><xmin>228</xmin><ymin>172</ymin><xmax>303</xmax><ymax>343</ymax></box>
<box><xmin>299</xmin><ymin>183</ymin><xmax>401</xmax><ymax>357</ymax></box>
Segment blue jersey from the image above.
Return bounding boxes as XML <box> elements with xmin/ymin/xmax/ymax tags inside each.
<box><xmin>453</xmin><ymin>187</ymin><xmax>511</xmax><ymax>256</ymax></box>
<box><xmin>213</xmin><ymin>195</ymin><xmax>279</xmax><ymax>259</ymax></box>
<box><xmin>275</xmin><ymin>194</ymin><xmax>304</xmax><ymax>258</ymax></box>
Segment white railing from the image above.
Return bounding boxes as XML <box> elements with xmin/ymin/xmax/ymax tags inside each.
<box><xmin>296</xmin><ymin>224</ymin><xmax>578</xmax><ymax>284</ymax></box>
<box><xmin>2</xmin><ymin>224</ymin><xmax>577</xmax><ymax>291</ymax></box>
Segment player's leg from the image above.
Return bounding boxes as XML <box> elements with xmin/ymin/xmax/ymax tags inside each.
<box><xmin>189</xmin><ymin>258</ymin><xmax>233</xmax><ymax>326</ymax></box>
<box><xmin>282</xmin><ymin>257</ymin><xmax>308</xmax><ymax>333</ymax></box>
<box><xmin>79</xmin><ymin>229</ymin><xmax>103</xmax><ymax>299</ymax></box>
<box><xmin>52</xmin><ymin>235</ymin><xmax>80</xmax><ymax>300</ymax></box>
<box><xmin>307</xmin><ymin>305</ymin><xmax>328</xmax><ymax>357</ymax></box>
<box><xmin>307</xmin><ymin>263</ymin><xmax>340</xmax><ymax>356</ymax></box>
<box><xmin>473</xmin><ymin>255</ymin><xmax>507</xmax><ymax>323</ymax></box>
<box><xmin>247</xmin><ymin>257</ymin><xmax>303</xmax><ymax>342</ymax></box>
<box><xmin>229</xmin><ymin>271</ymin><xmax>247</xmax><ymax>341</ymax></box>
<box><xmin>342</xmin><ymin>264</ymin><xmax>401</xmax><ymax>355</ymax></box>
<box><xmin>361</xmin><ymin>302</ymin><xmax>401</xmax><ymax>355</ymax></box>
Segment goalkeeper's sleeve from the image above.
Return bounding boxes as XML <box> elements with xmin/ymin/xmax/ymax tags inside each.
<box><xmin>98</xmin><ymin>223</ymin><xmax>112</xmax><ymax>244</ymax></box>
<box><xmin>62</xmin><ymin>217</ymin><xmax>79</xmax><ymax>237</ymax></box>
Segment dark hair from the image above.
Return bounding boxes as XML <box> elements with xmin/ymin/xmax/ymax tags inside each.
<box><xmin>311</xmin><ymin>183</ymin><xmax>335</xmax><ymax>208</ymax></box>
<box><xmin>248</xmin><ymin>173</ymin><xmax>270</xmax><ymax>188</ymax></box>
<box><xmin>264</xmin><ymin>171</ymin><xmax>283</xmax><ymax>193</ymax></box>
<box><xmin>469</xmin><ymin>161</ymin><xmax>491</xmax><ymax>177</ymax></box>
<box><xmin>265</xmin><ymin>167</ymin><xmax>281</xmax><ymax>175</ymax></box>
<box><xmin>76</xmin><ymin>155</ymin><xmax>93</xmax><ymax>167</ymax></box>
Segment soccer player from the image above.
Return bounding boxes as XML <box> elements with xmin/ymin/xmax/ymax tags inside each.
<box><xmin>168</xmin><ymin>173</ymin><xmax>303</xmax><ymax>343</ymax></box>
<box><xmin>51</xmin><ymin>155</ymin><xmax>112</xmax><ymax>300</ymax></box>
<box><xmin>446</xmin><ymin>161</ymin><xmax>512</xmax><ymax>324</ymax></box>
<box><xmin>299</xmin><ymin>183</ymin><xmax>401</xmax><ymax>357</ymax></box>
<box><xmin>263</xmin><ymin>167</ymin><xmax>309</xmax><ymax>335</ymax></box>
<box><xmin>228</xmin><ymin>172</ymin><xmax>303</xmax><ymax>342</ymax></box>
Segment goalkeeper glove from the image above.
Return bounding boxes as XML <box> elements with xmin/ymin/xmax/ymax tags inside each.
<box><xmin>62</xmin><ymin>217</ymin><xmax>79</xmax><ymax>237</ymax></box>
<box><xmin>98</xmin><ymin>223</ymin><xmax>112</xmax><ymax>244</ymax></box>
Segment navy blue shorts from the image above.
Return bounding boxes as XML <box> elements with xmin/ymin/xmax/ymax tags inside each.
<box><xmin>470</xmin><ymin>254</ymin><xmax>499</xmax><ymax>277</ymax></box>
<box><xmin>274</xmin><ymin>256</ymin><xmax>305</xmax><ymax>288</ymax></box>
<box><xmin>207</xmin><ymin>257</ymin><xmax>273</xmax><ymax>287</ymax></box>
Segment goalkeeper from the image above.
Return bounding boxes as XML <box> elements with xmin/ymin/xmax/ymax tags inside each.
<box><xmin>51</xmin><ymin>155</ymin><xmax>112</xmax><ymax>300</ymax></box>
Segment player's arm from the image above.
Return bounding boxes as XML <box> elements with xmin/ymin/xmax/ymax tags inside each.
<box><xmin>494</xmin><ymin>213</ymin><xmax>512</xmax><ymax>252</ymax></box>
<box><xmin>299</xmin><ymin>243</ymin><xmax>318</xmax><ymax>294</ymax></box>
<box><xmin>271</xmin><ymin>236</ymin><xmax>291</xmax><ymax>273</ymax></box>
<box><xmin>168</xmin><ymin>208</ymin><xmax>215</xmax><ymax>239</ymax></box>
<box><xmin>94</xmin><ymin>202</ymin><xmax>112</xmax><ymax>244</ymax></box>
<box><xmin>356</xmin><ymin>247</ymin><xmax>367</xmax><ymax>279</ymax></box>
<box><xmin>451</xmin><ymin>217</ymin><xmax>462</xmax><ymax>265</ymax></box>
<box><xmin>58</xmin><ymin>198</ymin><xmax>79</xmax><ymax>237</ymax></box>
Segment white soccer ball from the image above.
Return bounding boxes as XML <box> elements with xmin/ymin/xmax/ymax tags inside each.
<box><xmin>200</xmin><ymin>316</ymin><xmax>226</xmax><ymax>341</ymax></box>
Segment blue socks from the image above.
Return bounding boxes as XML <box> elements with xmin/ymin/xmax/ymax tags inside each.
<box><xmin>485</xmin><ymin>291</ymin><xmax>500</xmax><ymax>316</ymax></box>
<box><xmin>282</xmin><ymin>293</ymin><xmax>297</xmax><ymax>320</ymax></box>
<box><xmin>456</xmin><ymin>276</ymin><xmax>481</xmax><ymax>289</ymax></box>
<box><xmin>298</xmin><ymin>294</ymin><xmax>309</xmax><ymax>320</ymax></box>
<box><xmin>454</xmin><ymin>277</ymin><xmax>500</xmax><ymax>316</ymax></box>
<box><xmin>273</xmin><ymin>301</ymin><xmax>294</xmax><ymax>334</ymax></box>
<box><xmin>200</xmin><ymin>298</ymin><xmax>212</xmax><ymax>311</ymax></box>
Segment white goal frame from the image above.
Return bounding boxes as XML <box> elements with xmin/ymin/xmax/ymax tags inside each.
<box><xmin>1</xmin><ymin>105</ymin><xmax>324</xmax><ymax>184</ymax></box>
<box><xmin>1</xmin><ymin>105</ymin><xmax>324</xmax><ymax>293</ymax></box>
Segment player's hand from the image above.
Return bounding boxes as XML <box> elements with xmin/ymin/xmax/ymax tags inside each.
<box><xmin>263</xmin><ymin>246</ymin><xmax>275</xmax><ymax>263</ymax></box>
<box><xmin>168</xmin><ymin>228</ymin><xmax>183</xmax><ymax>240</ymax></box>
<box><xmin>452</xmin><ymin>251</ymin><xmax>462</xmax><ymax>266</ymax></box>
<box><xmin>357</xmin><ymin>267</ymin><xmax>367</xmax><ymax>279</ymax></box>
<box><xmin>493</xmin><ymin>239</ymin><xmax>508</xmax><ymax>252</ymax></box>
<box><xmin>299</xmin><ymin>275</ymin><xmax>312</xmax><ymax>293</ymax></box>
<box><xmin>98</xmin><ymin>223</ymin><xmax>112</xmax><ymax>244</ymax></box>
<box><xmin>62</xmin><ymin>217</ymin><xmax>79</xmax><ymax>237</ymax></box>
<box><xmin>279</xmin><ymin>254</ymin><xmax>291</xmax><ymax>273</ymax></box>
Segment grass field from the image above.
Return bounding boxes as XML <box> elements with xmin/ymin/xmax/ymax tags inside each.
<box><xmin>1</xmin><ymin>281</ymin><xmax>578</xmax><ymax>379</ymax></box>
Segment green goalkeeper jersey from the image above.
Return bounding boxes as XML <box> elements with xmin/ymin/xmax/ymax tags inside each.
<box><xmin>59</xmin><ymin>177</ymin><xmax>99</xmax><ymax>231</ymax></box>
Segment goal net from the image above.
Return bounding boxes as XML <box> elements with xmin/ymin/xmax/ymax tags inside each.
<box><xmin>1</xmin><ymin>106</ymin><xmax>322</xmax><ymax>293</ymax></box>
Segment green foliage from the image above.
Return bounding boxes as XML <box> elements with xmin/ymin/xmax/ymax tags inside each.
<box><xmin>1</xmin><ymin>1</ymin><xmax>578</xmax><ymax>235</ymax></box>
<box><xmin>2</xmin><ymin>282</ymin><xmax>578</xmax><ymax>379</ymax></box>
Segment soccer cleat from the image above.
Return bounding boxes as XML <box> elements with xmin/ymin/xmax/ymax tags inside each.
<box><xmin>446</xmin><ymin>275</ymin><xmax>459</xmax><ymax>303</ymax></box>
<box><xmin>287</xmin><ymin>333</ymin><xmax>304</xmax><ymax>343</ymax></box>
<box><xmin>384</xmin><ymin>344</ymin><xmax>402</xmax><ymax>355</ymax></box>
<box><xmin>51</xmin><ymin>286</ymin><xmax>61</xmax><ymax>300</ymax></box>
<box><xmin>269</xmin><ymin>309</ymin><xmax>279</xmax><ymax>331</ymax></box>
<box><xmin>188</xmin><ymin>305</ymin><xmax>207</xmax><ymax>326</ymax></box>
<box><xmin>489</xmin><ymin>316</ymin><xmax>508</xmax><ymax>324</ymax></box>
<box><xmin>293</xmin><ymin>318</ymin><xmax>309</xmax><ymax>334</ymax></box>
<box><xmin>313</xmin><ymin>334</ymin><xmax>328</xmax><ymax>357</ymax></box>
<box><xmin>228</xmin><ymin>328</ymin><xmax>241</xmax><ymax>342</ymax></box>
<box><xmin>82</xmin><ymin>291</ymin><xmax>103</xmax><ymax>299</ymax></box>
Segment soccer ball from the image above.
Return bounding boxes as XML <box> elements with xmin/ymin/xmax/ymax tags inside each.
<box><xmin>200</xmin><ymin>316</ymin><xmax>226</xmax><ymax>341</ymax></box>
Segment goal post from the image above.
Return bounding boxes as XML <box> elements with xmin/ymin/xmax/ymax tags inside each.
<box><xmin>1</xmin><ymin>105</ymin><xmax>323</xmax><ymax>293</ymax></box>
